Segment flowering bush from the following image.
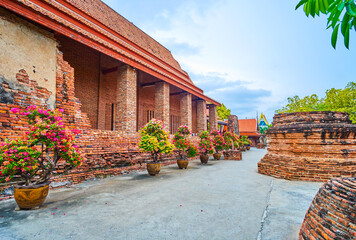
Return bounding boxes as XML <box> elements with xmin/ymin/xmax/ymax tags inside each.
<box><xmin>240</xmin><ymin>136</ymin><xmax>251</xmax><ymax>146</ymax></box>
<box><xmin>139</xmin><ymin>119</ymin><xmax>174</xmax><ymax>163</ymax></box>
<box><xmin>224</xmin><ymin>131</ymin><xmax>239</xmax><ymax>150</ymax></box>
<box><xmin>210</xmin><ymin>130</ymin><xmax>226</xmax><ymax>153</ymax></box>
<box><xmin>173</xmin><ymin>125</ymin><xmax>198</xmax><ymax>160</ymax></box>
<box><xmin>0</xmin><ymin>106</ymin><xmax>83</xmax><ymax>186</ymax></box>
<box><xmin>198</xmin><ymin>131</ymin><xmax>214</xmax><ymax>155</ymax></box>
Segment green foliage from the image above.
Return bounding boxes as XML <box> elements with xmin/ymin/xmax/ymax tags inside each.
<box><xmin>296</xmin><ymin>0</ymin><xmax>356</xmax><ymax>49</ymax></box>
<box><xmin>240</xmin><ymin>136</ymin><xmax>252</xmax><ymax>146</ymax></box>
<box><xmin>276</xmin><ymin>82</ymin><xmax>356</xmax><ymax>123</ymax></box>
<box><xmin>173</xmin><ymin>125</ymin><xmax>198</xmax><ymax>159</ymax></box>
<box><xmin>259</xmin><ymin>125</ymin><xmax>271</xmax><ymax>135</ymax></box>
<box><xmin>217</xmin><ymin>103</ymin><xmax>231</xmax><ymax>120</ymax></box>
<box><xmin>139</xmin><ymin>119</ymin><xmax>174</xmax><ymax>162</ymax></box>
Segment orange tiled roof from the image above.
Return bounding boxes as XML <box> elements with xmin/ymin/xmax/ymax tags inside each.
<box><xmin>65</xmin><ymin>0</ymin><xmax>192</xmax><ymax>83</ymax></box>
<box><xmin>239</xmin><ymin>119</ymin><xmax>259</xmax><ymax>134</ymax></box>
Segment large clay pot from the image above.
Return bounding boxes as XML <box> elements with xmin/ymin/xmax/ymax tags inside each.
<box><xmin>147</xmin><ymin>163</ymin><xmax>162</xmax><ymax>176</ymax></box>
<box><xmin>14</xmin><ymin>182</ymin><xmax>50</xmax><ymax>209</ymax></box>
<box><xmin>200</xmin><ymin>155</ymin><xmax>209</xmax><ymax>164</ymax></box>
<box><xmin>213</xmin><ymin>153</ymin><xmax>221</xmax><ymax>160</ymax></box>
<box><xmin>177</xmin><ymin>159</ymin><xmax>189</xmax><ymax>169</ymax></box>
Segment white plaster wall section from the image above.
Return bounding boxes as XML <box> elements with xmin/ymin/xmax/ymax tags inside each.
<box><xmin>0</xmin><ymin>8</ymin><xmax>57</xmax><ymax>108</ymax></box>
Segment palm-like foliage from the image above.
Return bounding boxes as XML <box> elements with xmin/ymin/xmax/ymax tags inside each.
<box><xmin>296</xmin><ymin>0</ymin><xmax>356</xmax><ymax>49</ymax></box>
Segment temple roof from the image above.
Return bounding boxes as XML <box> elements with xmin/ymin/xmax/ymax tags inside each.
<box><xmin>239</xmin><ymin>119</ymin><xmax>260</xmax><ymax>136</ymax></box>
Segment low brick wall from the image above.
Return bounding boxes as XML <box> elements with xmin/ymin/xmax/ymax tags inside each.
<box><xmin>223</xmin><ymin>150</ymin><xmax>242</xmax><ymax>161</ymax></box>
<box><xmin>299</xmin><ymin>177</ymin><xmax>356</xmax><ymax>240</ymax></box>
<box><xmin>258</xmin><ymin>112</ymin><xmax>356</xmax><ymax>182</ymax></box>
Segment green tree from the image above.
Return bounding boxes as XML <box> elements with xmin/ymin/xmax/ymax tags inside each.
<box><xmin>277</xmin><ymin>82</ymin><xmax>356</xmax><ymax>123</ymax></box>
<box><xmin>296</xmin><ymin>0</ymin><xmax>356</xmax><ymax>49</ymax></box>
<box><xmin>217</xmin><ymin>103</ymin><xmax>231</xmax><ymax>120</ymax></box>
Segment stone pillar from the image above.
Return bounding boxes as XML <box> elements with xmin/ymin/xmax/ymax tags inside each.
<box><xmin>155</xmin><ymin>81</ymin><xmax>170</xmax><ymax>131</ymax></box>
<box><xmin>180</xmin><ymin>92</ymin><xmax>192</xmax><ymax>130</ymax></box>
<box><xmin>228</xmin><ymin>115</ymin><xmax>239</xmax><ymax>135</ymax></box>
<box><xmin>115</xmin><ymin>65</ymin><xmax>137</xmax><ymax>134</ymax></box>
<box><xmin>209</xmin><ymin>104</ymin><xmax>218</xmax><ymax>132</ymax></box>
<box><xmin>197</xmin><ymin>100</ymin><xmax>207</xmax><ymax>134</ymax></box>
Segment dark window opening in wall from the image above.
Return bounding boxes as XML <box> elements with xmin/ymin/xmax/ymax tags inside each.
<box><xmin>170</xmin><ymin>115</ymin><xmax>181</xmax><ymax>134</ymax></box>
<box><xmin>105</xmin><ymin>103</ymin><xmax>116</xmax><ymax>131</ymax></box>
<box><xmin>147</xmin><ymin>110</ymin><xmax>155</xmax><ymax>123</ymax></box>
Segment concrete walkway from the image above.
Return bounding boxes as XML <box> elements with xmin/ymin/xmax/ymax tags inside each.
<box><xmin>0</xmin><ymin>149</ymin><xmax>322</xmax><ymax>240</ymax></box>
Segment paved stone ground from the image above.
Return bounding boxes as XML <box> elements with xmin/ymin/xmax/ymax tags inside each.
<box><xmin>0</xmin><ymin>149</ymin><xmax>322</xmax><ymax>240</ymax></box>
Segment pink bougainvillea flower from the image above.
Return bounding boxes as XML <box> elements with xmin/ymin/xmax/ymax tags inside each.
<box><xmin>63</xmin><ymin>213</ymin><xmax>66</xmax><ymax>216</ymax></box>
<box><xmin>201</xmin><ymin>210</ymin><xmax>203</xmax><ymax>212</ymax></box>
<box><xmin>55</xmin><ymin>208</ymin><xmax>57</xmax><ymax>210</ymax></box>
<box><xmin>105</xmin><ymin>203</ymin><xmax>107</xmax><ymax>205</ymax></box>
<box><xmin>180</xmin><ymin>205</ymin><xmax>182</xmax><ymax>207</ymax></box>
<box><xmin>52</xmin><ymin>213</ymin><xmax>55</xmax><ymax>215</ymax></box>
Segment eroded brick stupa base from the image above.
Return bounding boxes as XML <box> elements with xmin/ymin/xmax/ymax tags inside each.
<box><xmin>299</xmin><ymin>178</ymin><xmax>356</xmax><ymax>240</ymax></box>
<box><xmin>258</xmin><ymin>112</ymin><xmax>356</xmax><ymax>182</ymax></box>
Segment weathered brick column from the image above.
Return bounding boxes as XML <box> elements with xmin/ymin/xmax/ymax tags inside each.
<box><xmin>115</xmin><ymin>65</ymin><xmax>137</xmax><ymax>134</ymax></box>
<box><xmin>180</xmin><ymin>92</ymin><xmax>192</xmax><ymax>130</ymax></box>
<box><xmin>155</xmin><ymin>81</ymin><xmax>170</xmax><ymax>131</ymax></box>
<box><xmin>209</xmin><ymin>104</ymin><xmax>218</xmax><ymax>132</ymax></box>
<box><xmin>258</xmin><ymin>111</ymin><xmax>356</xmax><ymax>182</ymax></box>
<box><xmin>197</xmin><ymin>99</ymin><xmax>207</xmax><ymax>134</ymax></box>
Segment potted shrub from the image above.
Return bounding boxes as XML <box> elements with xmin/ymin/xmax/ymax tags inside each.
<box><xmin>139</xmin><ymin>119</ymin><xmax>174</xmax><ymax>176</ymax></box>
<box><xmin>173</xmin><ymin>126</ymin><xmax>198</xmax><ymax>169</ymax></box>
<box><xmin>198</xmin><ymin>131</ymin><xmax>214</xmax><ymax>164</ymax></box>
<box><xmin>0</xmin><ymin>106</ymin><xmax>82</xmax><ymax>210</ymax></box>
<box><xmin>223</xmin><ymin>131</ymin><xmax>242</xmax><ymax>160</ymax></box>
<box><xmin>210</xmin><ymin>130</ymin><xmax>225</xmax><ymax>160</ymax></box>
<box><xmin>240</xmin><ymin>136</ymin><xmax>250</xmax><ymax>151</ymax></box>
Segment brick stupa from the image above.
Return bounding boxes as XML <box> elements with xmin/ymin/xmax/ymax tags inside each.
<box><xmin>258</xmin><ymin>112</ymin><xmax>356</xmax><ymax>182</ymax></box>
<box><xmin>299</xmin><ymin>177</ymin><xmax>356</xmax><ymax>240</ymax></box>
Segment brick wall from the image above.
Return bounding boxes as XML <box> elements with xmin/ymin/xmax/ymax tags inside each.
<box><xmin>192</xmin><ymin>100</ymin><xmax>197</xmax><ymax>134</ymax></box>
<box><xmin>155</xmin><ymin>82</ymin><xmax>170</xmax><ymax>132</ymax></box>
<box><xmin>209</xmin><ymin>104</ymin><xmax>218</xmax><ymax>132</ymax></box>
<box><xmin>299</xmin><ymin>177</ymin><xmax>356</xmax><ymax>240</ymax></box>
<box><xmin>258</xmin><ymin>112</ymin><xmax>356</xmax><ymax>182</ymax></box>
<box><xmin>57</xmin><ymin>36</ymin><xmax>100</xmax><ymax>129</ymax></box>
<box><xmin>180</xmin><ymin>92</ymin><xmax>192</xmax><ymax>130</ymax></box>
<box><xmin>197</xmin><ymin>100</ymin><xmax>207</xmax><ymax>134</ymax></box>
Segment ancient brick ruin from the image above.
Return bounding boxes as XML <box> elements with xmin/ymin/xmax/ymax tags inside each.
<box><xmin>0</xmin><ymin>1</ymin><xmax>219</xmax><ymax>188</ymax></box>
<box><xmin>258</xmin><ymin>112</ymin><xmax>356</xmax><ymax>182</ymax></box>
<box><xmin>299</xmin><ymin>177</ymin><xmax>356</xmax><ymax>240</ymax></box>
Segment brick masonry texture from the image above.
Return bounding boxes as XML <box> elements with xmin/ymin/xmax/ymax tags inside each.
<box><xmin>180</xmin><ymin>92</ymin><xmax>192</xmax><ymax>130</ymax></box>
<box><xmin>155</xmin><ymin>82</ymin><xmax>170</xmax><ymax>131</ymax></box>
<box><xmin>115</xmin><ymin>65</ymin><xmax>137</xmax><ymax>134</ymax></box>
<box><xmin>299</xmin><ymin>177</ymin><xmax>356</xmax><ymax>240</ymax></box>
<box><xmin>258</xmin><ymin>112</ymin><xmax>356</xmax><ymax>182</ymax></box>
<box><xmin>223</xmin><ymin>150</ymin><xmax>242</xmax><ymax>161</ymax></box>
<box><xmin>197</xmin><ymin>100</ymin><xmax>207</xmax><ymax>134</ymax></box>
<box><xmin>209</xmin><ymin>104</ymin><xmax>218</xmax><ymax>132</ymax></box>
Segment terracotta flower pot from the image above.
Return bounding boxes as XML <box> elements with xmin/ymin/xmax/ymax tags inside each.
<box><xmin>14</xmin><ymin>182</ymin><xmax>50</xmax><ymax>210</ymax></box>
<box><xmin>247</xmin><ymin>146</ymin><xmax>251</xmax><ymax>150</ymax></box>
<box><xmin>213</xmin><ymin>153</ymin><xmax>221</xmax><ymax>160</ymax></box>
<box><xmin>200</xmin><ymin>155</ymin><xmax>209</xmax><ymax>164</ymax></box>
<box><xmin>177</xmin><ymin>159</ymin><xmax>189</xmax><ymax>169</ymax></box>
<box><xmin>147</xmin><ymin>163</ymin><xmax>162</xmax><ymax>176</ymax></box>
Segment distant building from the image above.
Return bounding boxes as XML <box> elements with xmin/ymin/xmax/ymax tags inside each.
<box><xmin>238</xmin><ymin>119</ymin><xmax>261</xmax><ymax>147</ymax></box>
<box><xmin>258</xmin><ymin>113</ymin><xmax>270</xmax><ymax>133</ymax></box>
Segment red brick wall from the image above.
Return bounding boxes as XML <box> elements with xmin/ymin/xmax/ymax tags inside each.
<box><xmin>57</xmin><ymin>36</ymin><xmax>100</xmax><ymax>129</ymax></box>
<box><xmin>258</xmin><ymin>112</ymin><xmax>356</xmax><ymax>182</ymax></box>
<box><xmin>192</xmin><ymin>100</ymin><xmax>197</xmax><ymax>134</ymax></box>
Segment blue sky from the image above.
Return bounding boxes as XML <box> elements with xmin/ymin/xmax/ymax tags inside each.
<box><xmin>103</xmin><ymin>0</ymin><xmax>355</xmax><ymax>122</ymax></box>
